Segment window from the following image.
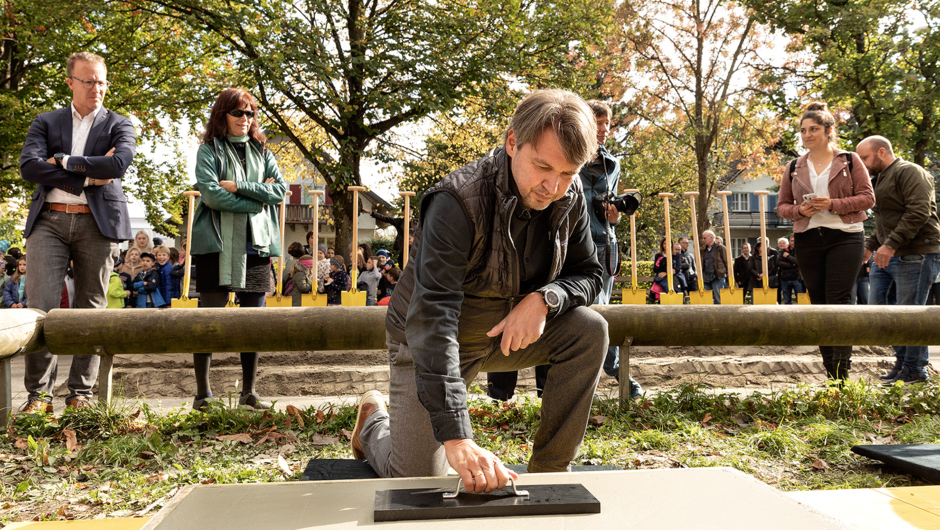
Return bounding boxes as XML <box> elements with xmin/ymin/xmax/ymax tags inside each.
<box><xmin>732</xmin><ymin>192</ymin><xmax>749</xmax><ymax>212</ymax></box>
<box><xmin>731</xmin><ymin>238</ymin><xmax>746</xmax><ymax>257</ymax></box>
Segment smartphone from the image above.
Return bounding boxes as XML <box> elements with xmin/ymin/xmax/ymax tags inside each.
<box><xmin>802</xmin><ymin>193</ymin><xmax>817</xmax><ymax>202</ymax></box>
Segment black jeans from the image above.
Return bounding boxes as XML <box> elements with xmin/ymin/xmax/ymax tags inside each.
<box><xmin>794</xmin><ymin>227</ymin><xmax>864</xmax><ymax>372</ymax></box>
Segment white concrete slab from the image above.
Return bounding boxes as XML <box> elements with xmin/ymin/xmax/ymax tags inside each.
<box><xmin>787</xmin><ymin>488</ymin><xmax>940</xmax><ymax>530</ymax></box>
<box><xmin>143</xmin><ymin>467</ymin><xmax>847</xmax><ymax>529</ymax></box>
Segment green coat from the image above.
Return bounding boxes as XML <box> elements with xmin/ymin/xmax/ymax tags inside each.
<box><xmin>190</xmin><ymin>138</ymin><xmax>287</xmax><ymax>258</ymax></box>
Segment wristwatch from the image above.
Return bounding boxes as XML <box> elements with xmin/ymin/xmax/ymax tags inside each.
<box><xmin>537</xmin><ymin>286</ymin><xmax>561</xmax><ymax>316</ymax></box>
<box><xmin>54</xmin><ymin>153</ymin><xmax>66</xmax><ymax>168</ymax></box>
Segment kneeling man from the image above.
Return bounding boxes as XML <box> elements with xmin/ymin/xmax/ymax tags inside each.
<box><xmin>352</xmin><ymin>89</ymin><xmax>608</xmax><ymax>493</ymax></box>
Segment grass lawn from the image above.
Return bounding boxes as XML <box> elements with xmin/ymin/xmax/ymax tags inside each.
<box><xmin>0</xmin><ymin>380</ymin><xmax>938</xmax><ymax>524</ymax></box>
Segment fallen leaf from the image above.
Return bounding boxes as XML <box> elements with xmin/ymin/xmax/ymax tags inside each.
<box><xmin>309</xmin><ymin>434</ymin><xmax>340</xmax><ymax>446</ymax></box>
<box><xmin>201</xmin><ymin>479</ymin><xmax>216</xmax><ymax>485</ymax></box>
<box><xmin>279</xmin><ymin>444</ymin><xmax>295</xmax><ymax>455</ymax></box>
<box><xmin>145</xmin><ymin>473</ymin><xmax>168</xmax><ymax>483</ymax></box>
<box><xmin>198</xmin><ymin>447</ymin><xmax>214</xmax><ymax>453</ymax></box>
<box><xmin>315</xmin><ymin>410</ymin><xmax>326</xmax><ymax>424</ymax></box>
<box><xmin>340</xmin><ymin>429</ymin><xmax>354</xmax><ymax>441</ymax></box>
<box><xmin>276</xmin><ymin>454</ymin><xmax>291</xmax><ymax>476</ymax></box>
<box><xmin>285</xmin><ymin>405</ymin><xmax>301</xmax><ymax>416</ymax></box>
<box><xmin>14</xmin><ymin>438</ymin><xmax>28</xmax><ymax>450</ymax></box>
<box><xmin>701</xmin><ymin>413</ymin><xmax>712</xmax><ymax>426</ymax></box>
<box><xmin>63</xmin><ymin>429</ymin><xmax>81</xmax><ymax>452</ymax></box>
<box><xmin>137</xmin><ymin>451</ymin><xmax>156</xmax><ymax>460</ymax></box>
<box><xmin>217</xmin><ymin>433</ymin><xmax>253</xmax><ymax>444</ymax></box>
<box><xmin>57</xmin><ymin>505</ymin><xmax>67</xmax><ymax>517</ymax></box>
<box><xmin>812</xmin><ymin>458</ymin><xmax>829</xmax><ymax>470</ymax></box>
<box><xmin>589</xmin><ymin>415</ymin><xmax>608</xmax><ymax>426</ymax></box>
<box><xmin>252</xmin><ymin>426</ymin><xmax>277</xmax><ymax>436</ymax></box>
<box><xmin>285</xmin><ymin>415</ymin><xmax>292</xmax><ymax>431</ymax></box>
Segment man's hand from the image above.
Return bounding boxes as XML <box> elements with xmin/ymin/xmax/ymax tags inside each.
<box><xmin>874</xmin><ymin>245</ymin><xmax>896</xmax><ymax>269</ymax></box>
<box><xmin>443</xmin><ymin>438</ymin><xmax>518</xmax><ymax>494</ymax></box>
<box><xmin>220</xmin><ymin>181</ymin><xmax>238</xmax><ymax>193</ymax></box>
<box><xmin>486</xmin><ymin>291</ymin><xmax>548</xmax><ymax>356</ymax></box>
<box><xmin>605</xmin><ymin>203</ymin><xmax>621</xmax><ymax>224</ymax></box>
<box><xmin>863</xmin><ymin>248</ymin><xmax>873</xmax><ymax>263</ymax></box>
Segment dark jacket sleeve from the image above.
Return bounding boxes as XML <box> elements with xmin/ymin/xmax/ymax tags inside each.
<box><xmin>405</xmin><ymin>193</ymin><xmax>475</xmax><ymax>442</ymax></box>
<box><xmin>19</xmin><ymin>114</ymin><xmax>84</xmax><ymax>194</ymax></box>
<box><xmin>540</xmin><ymin>198</ymin><xmax>603</xmax><ymax>315</ymax></box>
<box><xmin>63</xmin><ymin>115</ymin><xmax>137</xmax><ymax>181</ymax></box>
<box><xmin>882</xmin><ymin>164</ymin><xmax>934</xmax><ymax>251</ymax></box>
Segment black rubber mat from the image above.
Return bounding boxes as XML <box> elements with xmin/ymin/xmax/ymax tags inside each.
<box><xmin>851</xmin><ymin>444</ymin><xmax>940</xmax><ymax>483</ymax></box>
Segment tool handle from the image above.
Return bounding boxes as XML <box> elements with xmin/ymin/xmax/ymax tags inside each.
<box><xmin>443</xmin><ymin>478</ymin><xmax>528</xmax><ymax>499</ymax></box>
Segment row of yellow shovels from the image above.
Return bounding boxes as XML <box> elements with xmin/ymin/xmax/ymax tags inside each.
<box><xmin>619</xmin><ymin>190</ymin><xmax>809</xmax><ymax>305</ymax></box>
<box><xmin>171</xmin><ymin>186</ymin><xmax>416</xmax><ymax>308</ymax></box>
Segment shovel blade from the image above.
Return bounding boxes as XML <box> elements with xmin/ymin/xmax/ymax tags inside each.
<box><xmin>266</xmin><ymin>294</ymin><xmax>293</xmax><ymax>308</ymax></box>
<box><xmin>752</xmin><ymin>288</ymin><xmax>778</xmax><ymax>305</ymax></box>
<box><xmin>171</xmin><ymin>297</ymin><xmax>198</xmax><ymax>309</ymax></box>
<box><xmin>797</xmin><ymin>292</ymin><xmax>812</xmax><ymax>305</ymax></box>
<box><xmin>659</xmin><ymin>292</ymin><xmax>684</xmax><ymax>305</ymax></box>
<box><xmin>620</xmin><ymin>289</ymin><xmax>648</xmax><ymax>305</ymax></box>
<box><xmin>688</xmin><ymin>290</ymin><xmax>712</xmax><ymax>305</ymax></box>
<box><xmin>342</xmin><ymin>291</ymin><xmax>367</xmax><ymax>306</ymax></box>
<box><xmin>301</xmin><ymin>293</ymin><xmax>328</xmax><ymax>307</ymax></box>
<box><xmin>719</xmin><ymin>289</ymin><xmax>742</xmax><ymax>305</ymax></box>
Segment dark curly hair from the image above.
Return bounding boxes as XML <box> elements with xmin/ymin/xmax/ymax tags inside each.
<box><xmin>201</xmin><ymin>88</ymin><xmax>267</xmax><ymax>145</ymax></box>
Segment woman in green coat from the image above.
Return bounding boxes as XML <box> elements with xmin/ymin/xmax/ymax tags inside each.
<box><xmin>189</xmin><ymin>88</ymin><xmax>287</xmax><ymax>411</ymax></box>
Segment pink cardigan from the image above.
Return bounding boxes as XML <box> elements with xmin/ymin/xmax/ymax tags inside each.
<box><xmin>776</xmin><ymin>149</ymin><xmax>875</xmax><ymax>233</ymax></box>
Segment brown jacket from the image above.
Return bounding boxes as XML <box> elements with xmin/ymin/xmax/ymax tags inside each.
<box><xmin>777</xmin><ymin>149</ymin><xmax>875</xmax><ymax>232</ymax></box>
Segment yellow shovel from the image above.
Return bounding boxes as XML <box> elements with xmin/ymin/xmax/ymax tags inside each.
<box><xmin>266</xmin><ymin>192</ymin><xmax>293</xmax><ymax>308</ymax></box>
<box><xmin>684</xmin><ymin>192</ymin><xmax>712</xmax><ymax>305</ymax></box>
<box><xmin>171</xmin><ymin>190</ymin><xmax>200</xmax><ymax>308</ymax></box>
<box><xmin>658</xmin><ymin>193</ymin><xmax>684</xmax><ymax>305</ymax></box>
<box><xmin>225</xmin><ymin>292</ymin><xmax>238</xmax><ymax>308</ymax></box>
<box><xmin>752</xmin><ymin>191</ymin><xmax>777</xmax><ymax>305</ymax></box>
<box><xmin>621</xmin><ymin>189</ymin><xmax>647</xmax><ymax>305</ymax></box>
<box><xmin>716</xmin><ymin>191</ymin><xmax>742</xmax><ymax>305</ymax></box>
<box><xmin>341</xmin><ymin>186</ymin><xmax>368</xmax><ymax>306</ymax></box>
<box><xmin>302</xmin><ymin>189</ymin><xmax>327</xmax><ymax>307</ymax></box>
<box><xmin>400</xmin><ymin>191</ymin><xmax>415</xmax><ymax>269</ymax></box>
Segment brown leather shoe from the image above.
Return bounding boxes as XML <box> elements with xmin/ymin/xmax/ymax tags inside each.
<box><xmin>19</xmin><ymin>398</ymin><xmax>53</xmax><ymax>415</ymax></box>
<box><xmin>351</xmin><ymin>390</ymin><xmax>386</xmax><ymax>460</ymax></box>
<box><xmin>65</xmin><ymin>397</ymin><xmax>91</xmax><ymax>410</ymax></box>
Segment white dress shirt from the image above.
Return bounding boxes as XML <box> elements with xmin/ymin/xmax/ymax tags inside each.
<box><xmin>45</xmin><ymin>104</ymin><xmax>100</xmax><ymax>206</ymax></box>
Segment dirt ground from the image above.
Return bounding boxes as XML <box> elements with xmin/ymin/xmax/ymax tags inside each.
<box><xmin>85</xmin><ymin>344</ymin><xmax>925</xmax><ymax>399</ymax></box>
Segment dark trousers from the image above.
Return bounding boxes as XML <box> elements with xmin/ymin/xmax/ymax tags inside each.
<box><xmin>794</xmin><ymin>228</ymin><xmax>864</xmax><ymax>373</ymax></box>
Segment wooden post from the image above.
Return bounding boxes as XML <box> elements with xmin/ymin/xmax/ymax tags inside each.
<box><xmin>94</xmin><ymin>345</ymin><xmax>113</xmax><ymax>405</ymax></box>
<box><xmin>618</xmin><ymin>337</ymin><xmax>634</xmax><ymax>402</ymax></box>
<box><xmin>399</xmin><ymin>191</ymin><xmax>416</xmax><ymax>268</ymax></box>
<box><xmin>0</xmin><ymin>358</ymin><xmax>11</xmax><ymax>426</ymax></box>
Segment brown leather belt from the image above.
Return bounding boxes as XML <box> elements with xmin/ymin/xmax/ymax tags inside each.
<box><xmin>43</xmin><ymin>203</ymin><xmax>92</xmax><ymax>214</ymax></box>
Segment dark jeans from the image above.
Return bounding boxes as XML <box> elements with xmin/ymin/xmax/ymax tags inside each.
<box><xmin>869</xmin><ymin>253</ymin><xmax>940</xmax><ymax>376</ymax></box>
<box><xmin>780</xmin><ymin>279</ymin><xmax>805</xmax><ymax>304</ymax></box>
<box><xmin>794</xmin><ymin>228</ymin><xmax>864</xmax><ymax>371</ymax></box>
<box><xmin>24</xmin><ymin>209</ymin><xmax>119</xmax><ymax>402</ymax></box>
<box><xmin>852</xmin><ymin>277</ymin><xmax>870</xmax><ymax>305</ymax></box>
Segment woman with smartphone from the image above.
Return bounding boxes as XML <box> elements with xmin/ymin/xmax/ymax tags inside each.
<box><xmin>777</xmin><ymin>101</ymin><xmax>874</xmax><ymax>384</ymax></box>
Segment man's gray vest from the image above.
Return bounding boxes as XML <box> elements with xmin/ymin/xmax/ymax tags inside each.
<box><xmin>386</xmin><ymin>147</ymin><xmax>588</xmax><ymax>351</ymax></box>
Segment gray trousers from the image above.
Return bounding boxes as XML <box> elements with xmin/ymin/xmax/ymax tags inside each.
<box><xmin>361</xmin><ymin>305</ymin><xmax>608</xmax><ymax>477</ymax></box>
<box><xmin>24</xmin><ymin>210</ymin><xmax>119</xmax><ymax>402</ymax></box>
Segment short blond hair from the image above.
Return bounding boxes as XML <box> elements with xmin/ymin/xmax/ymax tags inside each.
<box><xmin>67</xmin><ymin>52</ymin><xmax>107</xmax><ymax>78</ymax></box>
<box><xmin>153</xmin><ymin>245</ymin><xmax>170</xmax><ymax>256</ymax></box>
<box><xmin>508</xmin><ymin>89</ymin><xmax>597</xmax><ymax>167</ymax></box>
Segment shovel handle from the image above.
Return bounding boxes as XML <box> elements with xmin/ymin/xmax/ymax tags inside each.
<box><xmin>755</xmin><ymin>191</ymin><xmax>770</xmax><ymax>291</ymax></box>
<box><xmin>625</xmin><ymin>189</ymin><xmax>639</xmax><ymax>292</ymax></box>
<box><xmin>349</xmin><ymin>186</ymin><xmax>366</xmax><ymax>292</ymax></box>
<box><xmin>716</xmin><ymin>191</ymin><xmax>736</xmax><ymax>292</ymax></box>
<box><xmin>308</xmin><ymin>189</ymin><xmax>323</xmax><ymax>292</ymax></box>
<box><xmin>684</xmin><ymin>192</ymin><xmax>705</xmax><ymax>292</ymax></box>
<box><xmin>658</xmin><ymin>193</ymin><xmax>675</xmax><ymax>293</ymax></box>
<box><xmin>181</xmin><ymin>191</ymin><xmax>201</xmax><ymax>300</ymax></box>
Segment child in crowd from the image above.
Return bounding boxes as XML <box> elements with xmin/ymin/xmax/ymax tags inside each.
<box><xmin>3</xmin><ymin>257</ymin><xmax>27</xmax><ymax>308</ymax></box>
<box><xmin>322</xmin><ymin>255</ymin><xmax>350</xmax><ymax>305</ymax></box>
<box><xmin>289</xmin><ymin>245</ymin><xmax>315</xmax><ymax>307</ymax></box>
<box><xmin>376</xmin><ymin>267</ymin><xmax>401</xmax><ymax>306</ymax></box>
<box><xmin>358</xmin><ymin>256</ymin><xmax>383</xmax><ymax>306</ymax></box>
<box><xmin>153</xmin><ymin>245</ymin><xmax>179</xmax><ymax>306</ymax></box>
<box><xmin>107</xmin><ymin>269</ymin><xmax>129</xmax><ymax>308</ymax></box>
<box><xmin>133</xmin><ymin>252</ymin><xmax>165</xmax><ymax>308</ymax></box>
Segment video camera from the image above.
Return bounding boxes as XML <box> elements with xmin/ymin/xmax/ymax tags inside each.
<box><xmin>592</xmin><ymin>190</ymin><xmax>641</xmax><ymax>220</ymax></box>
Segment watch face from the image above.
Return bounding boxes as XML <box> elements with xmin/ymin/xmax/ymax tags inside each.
<box><xmin>545</xmin><ymin>289</ymin><xmax>560</xmax><ymax>306</ymax></box>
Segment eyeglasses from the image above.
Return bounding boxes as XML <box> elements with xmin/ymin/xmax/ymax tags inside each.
<box><xmin>69</xmin><ymin>77</ymin><xmax>111</xmax><ymax>89</ymax></box>
<box><xmin>227</xmin><ymin>109</ymin><xmax>255</xmax><ymax>119</ymax></box>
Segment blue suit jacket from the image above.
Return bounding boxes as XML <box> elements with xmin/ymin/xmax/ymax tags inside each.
<box><xmin>19</xmin><ymin>106</ymin><xmax>136</xmax><ymax>241</ymax></box>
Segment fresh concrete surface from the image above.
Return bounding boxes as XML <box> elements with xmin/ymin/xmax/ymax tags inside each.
<box><xmin>143</xmin><ymin>468</ymin><xmax>847</xmax><ymax>529</ymax></box>
<box><xmin>787</xmin><ymin>486</ymin><xmax>940</xmax><ymax>530</ymax></box>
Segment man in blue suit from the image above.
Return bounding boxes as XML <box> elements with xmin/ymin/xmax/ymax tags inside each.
<box><xmin>18</xmin><ymin>51</ymin><xmax>136</xmax><ymax>413</ymax></box>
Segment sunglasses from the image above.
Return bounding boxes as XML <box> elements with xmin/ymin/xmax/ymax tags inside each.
<box><xmin>227</xmin><ymin>109</ymin><xmax>255</xmax><ymax>119</ymax></box>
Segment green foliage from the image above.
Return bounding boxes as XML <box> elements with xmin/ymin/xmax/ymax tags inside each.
<box><xmin>0</xmin><ymin>0</ymin><xmax>231</xmax><ymax>232</ymax></box>
<box><xmin>751</xmin><ymin>0</ymin><xmax>940</xmax><ymax>166</ymax></box>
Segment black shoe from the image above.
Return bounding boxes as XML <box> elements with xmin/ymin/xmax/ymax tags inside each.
<box><xmin>882</xmin><ymin>366</ymin><xmax>928</xmax><ymax>387</ymax></box>
<box><xmin>238</xmin><ymin>393</ymin><xmax>272</xmax><ymax>410</ymax></box>
<box><xmin>192</xmin><ymin>393</ymin><xmax>218</xmax><ymax>412</ymax></box>
<box><xmin>880</xmin><ymin>362</ymin><xmax>903</xmax><ymax>381</ymax></box>
<box><xmin>629</xmin><ymin>377</ymin><xmax>643</xmax><ymax>399</ymax></box>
